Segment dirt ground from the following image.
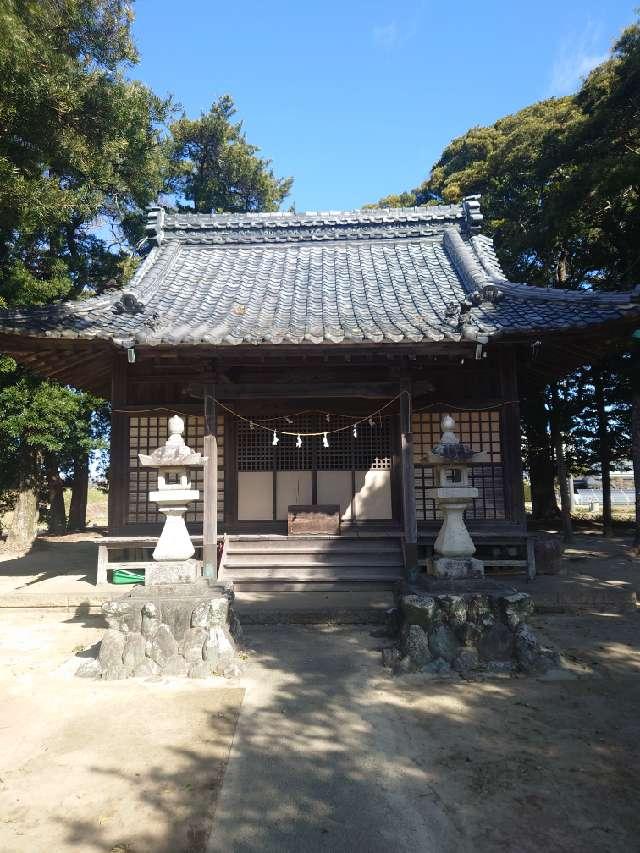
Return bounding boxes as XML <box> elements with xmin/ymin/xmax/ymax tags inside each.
<box><xmin>0</xmin><ymin>610</ymin><xmax>243</xmax><ymax>853</ymax></box>
<box><xmin>1</xmin><ymin>607</ymin><xmax>639</xmax><ymax>853</ymax></box>
<box><xmin>208</xmin><ymin>616</ymin><xmax>640</xmax><ymax>853</ymax></box>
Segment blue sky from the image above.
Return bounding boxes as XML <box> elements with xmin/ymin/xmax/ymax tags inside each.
<box><xmin>132</xmin><ymin>0</ymin><xmax>636</xmax><ymax>212</ymax></box>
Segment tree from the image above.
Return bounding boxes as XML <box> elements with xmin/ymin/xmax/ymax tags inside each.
<box><xmin>65</xmin><ymin>399</ymin><xmax>110</xmax><ymax>531</ymax></box>
<box><xmin>363</xmin><ymin>191</ymin><xmax>418</xmax><ymax>209</ymax></box>
<box><xmin>167</xmin><ymin>95</ymin><xmax>293</xmax><ymax>213</ymax></box>
<box><xmin>632</xmin><ymin>329</ymin><xmax>640</xmax><ymax>553</ymax></box>
<box><xmin>0</xmin><ymin>0</ymin><xmax>172</xmax><ymax>548</ymax></box>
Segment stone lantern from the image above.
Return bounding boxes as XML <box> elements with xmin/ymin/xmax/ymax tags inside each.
<box><xmin>138</xmin><ymin>415</ymin><xmax>206</xmax><ymax>584</ymax></box>
<box><xmin>424</xmin><ymin>414</ymin><xmax>489</xmax><ymax>579</ymax></box>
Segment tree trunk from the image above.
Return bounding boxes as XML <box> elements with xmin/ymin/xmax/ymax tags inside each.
<box><xmin>46</xmin><ymin>453</ymin><xmax>66</xmax><ymax>534</ymax></box>
<box><xmin>632</xmin><ymin>386</ymin><xmax>640</xmax><ymax>553</ymax></box>
<box><xmin>522</xmin><ymin>393</ymin><xmax>560</xmax><ymax>520</ymax></box>
<box><xmin>593</xmin><ymin>370</ymin><xmax>612</xmax><ymax>537</ymax></box>
<box><xmin>68</xmin><ymin>452</ymin><xmax>89</xmax><ymax>531</ymax></box>
<box><xmin>4</xmin><ymin>450</ymin><xmax>40</xmax><ymax>552</ymax></box>
<box><xmin>550</xmin><ymin>384</ymin><xmax>573</xmax><ymax>544</ymax></box>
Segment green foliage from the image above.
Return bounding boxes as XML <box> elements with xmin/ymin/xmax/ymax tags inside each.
<box><xmin>373</xmin><ymin>18</ymin><xmax>640</xmax><ymax>295</ymax></box>
<box><xmin>0</xmin><ymin>0</ymin><xmax>172</xmax><ymax>525</ymax></box>
<box><xmin>363</xmin><ymin>191</ymin><xmax>418</xmax><ymax>209</ymax></box>
<box><xmin>0</xmin><ymin>0</ymin><xmax>173</xmax><ymax>304</ymax></box>
<box><xmin>167</xmin><ymin>95</ymin><xmax>293</xmax><ymax>213</ymax></box>
<box><xmin>565</xmin><ymin>361</ymin><xmax>633</xmax><ymax>473</ymax></box>
<box><xmin>552</xmin><ymin>21</ymin><xmax>640</xmax><ymax>290</ymax></box>
<box><xmin>415</xmin><ymin>97</ymin><xmax>586</xmax><ymax>287</ymax></box>
<box><xmin>0</xmin><ymin>371</ymin><xmax>105</xmax><ymax>490</ymax></box>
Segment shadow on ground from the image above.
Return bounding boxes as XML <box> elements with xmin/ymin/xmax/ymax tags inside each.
<box><xmin>0</xmin><ymin>534</ymin><xmax>99</xmax><ymax>586</ymax></box>
<box><xmin>48</xmin><ymin>613</ymin><xmax>640</xmax><ymax>853</ymax></box>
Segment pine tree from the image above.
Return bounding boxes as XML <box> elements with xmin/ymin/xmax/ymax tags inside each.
<box><xmin>0</xmin><ymin>0</ymin><xmax>171</xmax><ymax>549</ymax></box>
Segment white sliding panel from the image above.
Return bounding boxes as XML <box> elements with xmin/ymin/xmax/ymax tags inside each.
<box><xmin>238</xmin><ymin>471</ymin><xmax>273</xmax><ymax>520</ymax></box>
<box><xmin>353</xmin><ymin>469</ymin><xmax>392</xmax><ymax>520</ymax></box>
<box><xmin>276</xmin><ymin>471</ymin><xmax>313</xmax><ymax>520</ymax></box>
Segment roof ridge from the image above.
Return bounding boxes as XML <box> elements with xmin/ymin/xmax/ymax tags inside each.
<box><xmin>144</xmin><ymin>203</ymin><xmax>465</xmax><ymax>244</ymax></box>
<box><xmin>160</xmin><ymin>203</ymin><xmax>462</xmax><ymax>220</ymax></box>
<box><xmin>489</xmin><ymin>280</ymin><xmax>640</xmax><ymax>305</ymax></box>
<box><xmin>445</xmin><ymin>227</ymin><xmax>640</xmax><ymax>308</ymax></box>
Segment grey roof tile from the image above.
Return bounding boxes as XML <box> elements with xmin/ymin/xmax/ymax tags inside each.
<box><xmin>0</xmin><ymin>204</ymin><xmax>638</xmax><ymax>347</ymax></box>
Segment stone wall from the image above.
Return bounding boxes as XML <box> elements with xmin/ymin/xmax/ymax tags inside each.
<box><xmin>383</xmin><ymin>589</ymin><xmax>560</xmax><ymax>677</ymax></box>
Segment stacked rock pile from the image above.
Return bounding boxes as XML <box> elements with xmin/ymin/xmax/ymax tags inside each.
<box><xmin>382</xmin><ymin>590</ymin><xmax>560</xmax><ymax>677</ymax></box>
<box><xmin>77</xmin><ymin>583</ymin><xmax>243</xmax><ymax>680</ymax></box>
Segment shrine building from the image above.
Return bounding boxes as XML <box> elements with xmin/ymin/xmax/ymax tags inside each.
<box><xmin>0</xmin><ymin>199</ymin><xmax>638</xmax><ymax>586</ymax></box>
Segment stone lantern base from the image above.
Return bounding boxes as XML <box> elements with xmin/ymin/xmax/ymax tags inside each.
<box><xmin>429</xmin><ymin>556</ymin><xmax>484</xmax><ymax>580</ymax></box>
<box><xmin>145</xmin><ymin>558</ymin><xmax>199</xmax><ymax>585</ymax></box>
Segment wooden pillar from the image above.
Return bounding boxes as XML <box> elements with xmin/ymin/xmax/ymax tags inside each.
<box><xmin>203</xmin><ymin>385</ymin><xmax>218</xmax><ymax>578</ymax></box>
<box><xmin>400</xmin><ymin>381</ymin><xmax>418</xmax><ymax>577</ymax></box>
<box><xmin>108</xmin><ymin>354</ymin><xmax>128</xmax><ymax>535</ymax></box>
<box><xmin>499</xmin><ymin>348</ymin><xmax>526</xmax><ymax>526</ymax></box>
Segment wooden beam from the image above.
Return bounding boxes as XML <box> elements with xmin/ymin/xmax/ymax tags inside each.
<box><xmin>201</xmin><ymin>380</ymin><xmax>432</xmax><ymax>399</ymax></box>
<box><xmin>400</xmin><ymin>380</ymin><xmax>418</xmax><ymax>577</ymax></box>
<box><xmin>202</xmin><ymin>385</ymin><xmax>218</xmax><ymax>579</ymax></box>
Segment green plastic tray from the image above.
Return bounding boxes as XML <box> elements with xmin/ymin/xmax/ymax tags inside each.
<box><xmin>112</xmin><ymin>569</ymin><xmax>145</xmax><ymax>584</ymax></box>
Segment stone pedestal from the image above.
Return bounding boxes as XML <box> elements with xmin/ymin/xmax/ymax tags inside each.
<box><xmin>78</xmin><ymin>580</ymin><xmax>244</xmax><ymax>681</ymax></box>
<box><xmin>145</xmin><ymin>559</ymin><xmax>199</xmax><ymax>585</ymax></box>
<box><xmin>381</xmin><ymin>582</ymin><xmax>561</xmax><ymax>677</ymax></box>
<box><xmin>430</xmin><ymin>556</ymin><xmax>484</xmax><ymax>580</ymax></box>
<box><xmin>431</xmin><ymin>488</ymin><xmax>478</xmax><ymax>557</ymax></box>
<box><xmin>149</xmin><ymin>490</ymin><xmax>199</xmax><ymax>563</ymax></box>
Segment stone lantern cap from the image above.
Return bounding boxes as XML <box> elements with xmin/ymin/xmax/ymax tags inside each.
<box><xmin>423</xmin><ymin>414</ymin><xmax>490</xmax><ymax>466</ymax></box>
<box><xmin>138</xmin><ymin>414</ymin><xmax>206</xmax><ymax>468</ymax></box>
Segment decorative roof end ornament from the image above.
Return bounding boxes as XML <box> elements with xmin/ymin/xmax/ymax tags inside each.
<box><xmin>145</xmin><ymin>204</ymin><xmax>165</xmax><ymax>246</ymax></box>
<box><xmin>460</xmin><ymin>323</ymin><xmax>488</xmax><ymax>344</ymax></box>
<box><xmin>462</xmin><ymin>195</ymin><xmax>483</xmax><ymax>234</ymax></box>
<box><xmin>480</xmin><ymin>282</ymin><xmax>505</xmax><ymax>304</ymax></box>
<box><xmin>113</xmin><ymin>291</ymin><xmax>146</xmax><ymax>316</ymax></box>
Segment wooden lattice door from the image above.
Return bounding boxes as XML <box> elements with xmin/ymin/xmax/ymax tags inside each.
<box><xmin>236</xmin><ymin>414</ymin><xmax>393</xmax><ymax>523</ymax></box>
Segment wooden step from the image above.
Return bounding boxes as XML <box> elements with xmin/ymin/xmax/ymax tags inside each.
<box><xmin>221</xmin><ymin>567</ymin><xmax>403</xmax><ymax>581</ymax></box>
<box><xmin>219</xmin><ymin>534</ymin><xmax>404</xmax><ymax>589</ymax></box>
<box><xmin>223</xmin><ymin>553</ymin><xmax>402</xmax><ymax>568</ymax></box>
<box><xmin>227</xmin><ymin>539</ymin><xmax>401</xmax><ymax>554</ymax></box>
<box><xmin>231</xmin><ymin>580</ymin><xmax>399</xmax><ymax>593</ymax></box>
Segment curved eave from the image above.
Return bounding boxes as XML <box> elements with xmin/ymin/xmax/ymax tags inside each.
<box><xmin>0</xmin><ymin>332</ymin><xmax>115</xmax><ymax>398</ymax></box>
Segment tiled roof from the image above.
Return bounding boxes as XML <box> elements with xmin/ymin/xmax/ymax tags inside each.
<box><xmin>1</xmin><ymin>201</ymin><xmax>638</xmax><ymax>349</ymax></box>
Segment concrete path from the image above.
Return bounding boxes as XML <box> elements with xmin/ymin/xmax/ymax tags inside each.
<box><xmin>208</xmin><ymin>626</ymin><xmax>460</xmax><ymax>852</ymax></box>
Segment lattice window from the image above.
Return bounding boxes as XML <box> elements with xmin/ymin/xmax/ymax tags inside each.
<box><xmin>236</xmin><ymin>414</ymin><xmax>392</xmax><ymax>473</ymax></box>
<box><xmin>274</xmin><ymin>415</ymin><xmax>315</xmax><ymax>472</ymax></box>
<box><xmin>127</xmin><ymin>414</ymin><xmax>224</xmax><ymax>525</ymax></box>
<box><xmin>412</xmin><ymin>411</ymin><xmax>505</xmax><ymax>520</ymax></box>
<box><xmin>236</xmin><ymin>420</ymin><xmax>275</xmax><ymax>472</ymax></box>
